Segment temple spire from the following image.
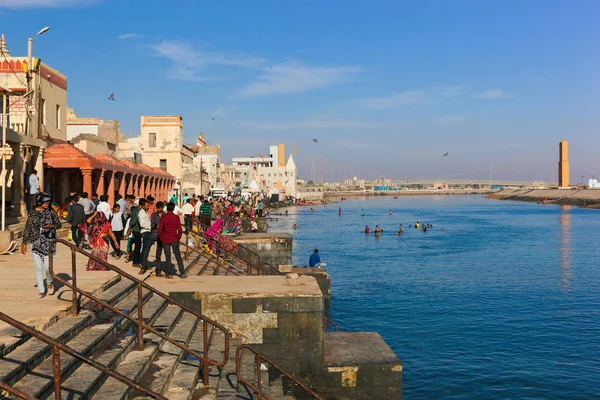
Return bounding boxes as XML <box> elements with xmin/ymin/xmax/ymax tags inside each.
<box><xmin>0</xmin><ymin>34</ymin><xmax>8</xmax><ymax>56</ymax></box>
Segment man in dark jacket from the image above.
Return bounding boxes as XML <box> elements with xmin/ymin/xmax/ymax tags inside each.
<box><xmin>158</xmin><ymin>202</ymin><xmax>187</xmax><ymax>279</ymax></box>
<box><xmin>128</xmin><ymin>201</ymin><xmax>142</xmax><ymax>268</ymax></box>
<box><xmin>151</xmin><ymin>202</ymin><xmax>165</xmax><ymax>276</ymax></box>
<box><xmin>67</xmin><ymin>195</ymin><xmax>85</xmax><ymax>248</ymax></box>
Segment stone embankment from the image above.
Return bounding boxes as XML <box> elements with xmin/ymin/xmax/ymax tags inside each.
<box><xmin>488</xmin><ymin>188</ymin><xmax>600</xmax><ymax>208</ymax></box>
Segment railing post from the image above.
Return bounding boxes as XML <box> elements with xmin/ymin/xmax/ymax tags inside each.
<box><xmin>203</xmin><ymin>319</ymin><xmax>208</xmax><ymax>385</ymax></box>
<box><xmin>52</xmin><ymin>345</ymin><xmax>62</xmax><ymax>400</ymax></box>
<box><xmin>256</xmin><ymin>353</ymin><xmax>262</xmax><ymax>400</ymax></box>
<box><xmin>71</xmin><ymin>247</ymin><xmax>78</xmax><ymax>316</ymax></box>
<box><xmin>184</xmin><ymin>232</ymin><xmax>190</xmax><ymax>261</ymax></box>
<box><xmin>137</xmin><ymin>283</ymin><xmax>144</xmax><ymax>351</ymax></box>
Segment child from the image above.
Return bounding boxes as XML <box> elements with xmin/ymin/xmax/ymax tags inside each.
<box><xmin>123</xmin><ymin>215</ymin><xmax>134</xmax><ymax>263</ymax></box>
<box><xmin>110</xmin><ymin>203</ymin><xmax>125</xmax><ymax>259</ymax></box>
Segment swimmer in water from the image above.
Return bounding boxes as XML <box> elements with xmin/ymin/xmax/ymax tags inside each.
<box><xmin>365</xmin><ymin>225</ymin><xmax>370</xmax><ymax>233</ymax></box>
<box><xmin>285</xmin><ymin>210</ymin><xmax>289</xmax><ymax>216</ymax></box>
<box><xmin>338</xmin><ymin>207</ymin><xmax>342</xmax><ymax>216</ymax></box>
<box><xmin>374</xmin><ymin>225</ymin><xmax>381</xmax><ymax>236</ymax></box>
<box><xmin>310</xmin><ymin>208</ymin><xmax>314</xmax><ymax>213</ymax></box>
<box><xmin>398</xmin><ymin>224</ymin><xmax>404</xmax><ymax>234</ymax></box>
<box><xmin>441</xmin><ymin>227</ymin><xmax>444</xmax><ymax>232</ymax></box>
<box><xmin>361</xmin><ymin>209</ymin><xmax>364</xmax><ymax>216</ymax></box>
<box><xmin>292</xmin><ymin>224</ymin><xmax>297</xmax><ymax>229</ymax></box>
<box><xmin>409</xmin><ymin>224</ymin><xmax>412</xmax><ymax>228</ymax></box>
<box><xmin>389</xmin><ymin>210</ymin><xmax>393</xmax><ymax>215</ymax></box>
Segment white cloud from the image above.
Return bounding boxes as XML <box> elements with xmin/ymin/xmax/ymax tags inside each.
<box><xmin>238</xmin><ymin>62</ymin><xmax>362</xmax><ymax>97</ymax></box>
<box><xmin>150</xmin><ymin>40</ymin><xmax>265</xmax><ymax>81</ymax></box>
<box><xmin>474</xmin><ymin>89</ymin><xmax>511</xmax><ymax>99</ymax></box>
<box><xmin>118</xmin><ymin>33</ymin><xmax>143</xmax><ymax>40</ymax></box>
<box><xmin>350</xmin><ymin>91</ymin><xmax>429</xmax><ymax>110</ymax></box>
<box><xmin>0</xmin><ymin>0</ymin><xmax>93</xmax><ymax>7</ymax></box>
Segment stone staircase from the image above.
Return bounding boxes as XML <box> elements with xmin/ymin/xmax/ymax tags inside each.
<box><xmin>0</xmin><ymin>245</ymin><xmax>294</xmax><ymax>400</ymax></box>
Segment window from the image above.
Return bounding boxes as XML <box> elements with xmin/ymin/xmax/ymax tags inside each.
<box><xmin>160</xmin><ymin>159</ymin><xmax>167</xmax><ymax>171</ymax></box>
<box><xmin>40</xmin><ymin>98</ymin><xmax>46</xmax><ymax>129</ymax></box>
<box><xmin>56</xmin><ymin>104</ymin><xmax>60</xmax><ymax>129</ymax></box>
<box><xmin>149</xmin><ymin>132</ymin><xmax>156</xmax><ymax>148</ymax></box>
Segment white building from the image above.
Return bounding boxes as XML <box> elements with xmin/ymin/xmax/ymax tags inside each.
<box><xmin>231</xmin><ymin>142</ymin><xmax>297</xmax><ymax>198</ymax></box>
<box><xmin>589</xmin><ymin>177</ymin><xmax>600</xmax><ymax>189</ymax></box>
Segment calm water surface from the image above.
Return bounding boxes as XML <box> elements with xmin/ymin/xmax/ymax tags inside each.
<box><xmin>269</xmin><ymin>196</ymin><xmax>600</xmax><ymax>399</ymax></box>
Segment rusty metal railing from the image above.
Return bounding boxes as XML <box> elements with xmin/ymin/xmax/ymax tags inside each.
<box><xmin>324</xmin><ymin>316</ymin><xmax>339</xmax><ymax>332</ymax></box>
<box><xmin>179</xmin><ymin>235</ymin><xmax>249</xmax><ymax>277</ymax></box>
<box><xmin>0</xmin><ymin>311</ymin><xmax>167</xmax><ymax>400</ymax></box>
<box><xmin>236</xmin><ymin>345</ymin><xmax>322</xmax><ymax>400</ymax></box>
<box><xmin>184</xmin><ymin>228</ymin><xmax>282</xmax><ymax>276</ymax></box>
<box><xmin>48</xmin><ymin>239</ymin><xmax>230</xmax><ymax>386</ymax></box>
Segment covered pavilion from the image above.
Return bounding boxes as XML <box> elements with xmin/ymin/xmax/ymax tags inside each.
<box><xmin>43</xmin><ymin>143</ymin><xmax>174</xmax><ymax>205</ymax></box>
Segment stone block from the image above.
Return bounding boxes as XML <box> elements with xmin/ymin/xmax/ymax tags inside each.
<box><xmin>312</xmin><ymin>371</ymin><xmax>341</xmax><ymax>387</ymax></box>
<box><xmin>387</xmin><ymin>385</ymin><xmax>403</xmax><ymax>399</ymax></box>
<box><xmin>328</xmin><ymin>387</ymin><xmax>358</xmax><ymax>399</ymax></box>
<box><xmin>357</xmin><ymin>366</ymin><xmax>373</xmax><ymax>386</ymax></box>
<box><xmin>262</xmin><ymin>328</ymin><xmax>279</xmax><ymax>343</ymax></box>
<box><xmin>263</xmin><ymin>297</ymin><xmax>293</xmax><ymax>312</ymax></box>
<box><xmin>279</xmin><ymin>342</ymin><xmax>308</xmax><ymax>359</ymax></box>
<box><xmin>279</xmin><ymin>325</ymin><xmax>294</xmax><ymax>343</ymax></box>
<box><xmin>358</xmin><ymin>386</ymin><xmax>387</xmax><ymax>400</ymax></box>
<box><xmin>293</xmin><ymin>297</ymin><xmax>323</xmax><ymax>312</ymax></box>
<box><xmin>256</xmin><ymin>343</ymin><xmax>278</xmax><ymax>358</ymax></box>
<box><xmin>307</xmin><ymin>342</ymin><xmax>324</xmax><ymax>359</ymax></box>
<box><xmin>305</xmin><ymin>311</ymin><xmax>323</xmax><ymax>328</ymax></box>
<box><xmin>231</xmin><ymin>297</ymin><xmax>258</xmax><ymax>313</ymax></box>
<box><xmin>169</xmin><ymin>292</ymin><xmax>202</xmax><ymax>314</ymax></box>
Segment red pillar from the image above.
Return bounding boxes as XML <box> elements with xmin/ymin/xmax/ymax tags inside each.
<box><xmin>141</xmin><ymin>176</ymin><xmax>147</xmax><ymax>198</ymax></box>
<box><xmin>119</xmin><ymin>172</ymin><xmax>128</xmax><ymax>199</ymax></box>
<box><xmin>82</xmin><ymin>169</ymin><xmax>93</xmax><ymax>195</ymax></box>
<box><xmin>131</xmin><ymin>174</ymin><xmax>138</xmax><ymax>197</ymax></box>
<box><xmin>107</xmin><ymin>171</ymin><xmax>116</xmax><ymax>205</ymax></box>
<box><xmin>97</xmin><ymin>170</ymin><xmax>106</xmax><ymax>197</ymax></box>
<box><xmin>148</xmin><ymin>177</ymin><xmax>155</xmax><ymax>198</ymax></box>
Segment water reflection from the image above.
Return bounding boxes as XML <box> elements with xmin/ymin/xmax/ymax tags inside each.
<box><xmin>559</xmin><ymin>205</ymin><xmax>572</xmax><ymax>293</ymax></box>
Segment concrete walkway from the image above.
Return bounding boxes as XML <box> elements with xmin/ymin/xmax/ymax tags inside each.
<box><xmin>0</xmin><ymin>243</ymin><xmax>140</xmax><ymax>332</ymax></box>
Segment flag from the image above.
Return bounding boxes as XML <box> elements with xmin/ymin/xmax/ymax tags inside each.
<box><xmin>258</xmin><ymin>153</ymin><xmax>264</xmax><ymax>161</ymax></box>
<box><xmin>197</xmin><ymin>133</ymin><xmax>207</xmax><ymax>146</ymax></box>
<box><xmin>293</xmin><ymin>144</ymin><xmax>298</xmax><ymax>154</ymax></box>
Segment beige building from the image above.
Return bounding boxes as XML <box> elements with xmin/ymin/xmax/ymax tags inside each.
<box><xmin>0</xmin><ymin>33</ymin><xmax>67</xmax><ymax>223</ymax></box>
<box><xmin>137</xmin><ymin>116</ymin><xmax>194</xmax><ymax>183</ymax></box>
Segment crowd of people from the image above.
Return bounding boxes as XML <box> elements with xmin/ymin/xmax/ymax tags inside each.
<box><xmin>21</xmin><ymin>190</ymin><xmax>272</xmax><ymax>298</ymax></box>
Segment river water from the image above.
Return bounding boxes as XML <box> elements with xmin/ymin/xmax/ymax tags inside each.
<box><xmin>268</xmin><ymin>195</ymin><xmax>600</xmax><ymax>399</ymax></box>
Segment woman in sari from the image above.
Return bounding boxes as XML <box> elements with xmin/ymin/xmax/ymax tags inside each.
<box><xmin>79</xmin><ymin>211</ymin><xmax>119</xmax><ymax>271</ymax></box>
<box><xmin>204</xmin><ymin>218</ymin><xmax>223</xmax><ymax>253</ymax></box>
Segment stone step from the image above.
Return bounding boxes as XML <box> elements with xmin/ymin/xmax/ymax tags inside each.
<box><xmin>215</xmin><ymin>337</ymin><xmax>243</xmax><ymax>399</ymax></box>
<box><xmin>51</xmin><ymin>295</ymin><xmax>167</xmax><ymax>400</ymax></box>
<box><xmin>162</xmin><ymin>323</ymin><xmax>214</xmax><ymax>400</ymax></box>
<box><xmin>90</xmin><ymin>305</ymin><xmax>183</xmax><ymax>399</ymax></box>
<box><xmin>131</xmin><ymin>312</ymin><xmax>198</xmax><ymax>397</ymax></box>
<box><xmin>0</xmin><ymin>313</ymin><xmax>92</xmax><ymax>386</ymax></box>
<box><xmin>7</xmin><ymin>287</ymin><xmax>156</xmax><ymax>399</ymax></box>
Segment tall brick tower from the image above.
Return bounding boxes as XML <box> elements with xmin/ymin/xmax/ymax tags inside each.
<box><xmin>558</xmin><ymin>140</ymin><xmax>569</xmax><ymax>188</ymax></box>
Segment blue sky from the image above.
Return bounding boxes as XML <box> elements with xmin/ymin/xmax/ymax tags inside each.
<box><xmin>1</xmin><ymin>0</ymin><xmax>599</xmax><ymax>182</ymax></box>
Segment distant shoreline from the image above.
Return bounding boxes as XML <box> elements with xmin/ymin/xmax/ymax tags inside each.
<box><xmin>487</xmin><ymin>188</ymin><xmax>600</xmax><ymax>209</ymax></box>
<box><xmin>323</xmin><ymin>189</ymin><xmax>494</xmax><ymax>198</ymax></box>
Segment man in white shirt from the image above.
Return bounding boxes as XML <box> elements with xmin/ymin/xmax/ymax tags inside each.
<box><xmin>116</xmin><ymin>194</ymin><xmax>126</xmax><ymax>215</ymax></box>
<box><xmin>28</xmin><ymin>169</ymin><xmax>40</xmax><ymax>211</ymax></box>
<box><xmin>96</xmin><ymin>195</ymin><xmax>112</xmax><ymax>218</ymax></box>
<box><xmin>138</xmin><ymin>199</ymin><xmax>152</xmax><ymax>274</ymax></box>
<box><xmin>181</xmin><ymin>198</ymin><xmax>194</xmax><ymax>230</ymax></box>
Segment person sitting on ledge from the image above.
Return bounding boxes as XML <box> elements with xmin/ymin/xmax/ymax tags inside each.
<box><xmin>309</xmin><ymin>249</ymin><xmax>321</xmax><ymax>267</ymax></box>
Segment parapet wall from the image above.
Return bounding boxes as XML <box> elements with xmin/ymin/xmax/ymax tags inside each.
<box><xmin>234</xmin><ymin>233</ymin><xmax>293</xmax><ymax>275</ymax></box>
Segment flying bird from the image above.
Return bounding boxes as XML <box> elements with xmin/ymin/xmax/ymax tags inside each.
<box><xmin>108</xmin><ymin>93</ymin><xmax>115</xmax><ymax>101</ymax></box>
<box><xmin>313</xmin><ymin>139</ymin><xmax>318</xmax><ymax>143</ymax></box>
<box><xmin>443</xmin><ymin>152</ymin><xmax>449</xmax><ymax>157</ymax></box>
